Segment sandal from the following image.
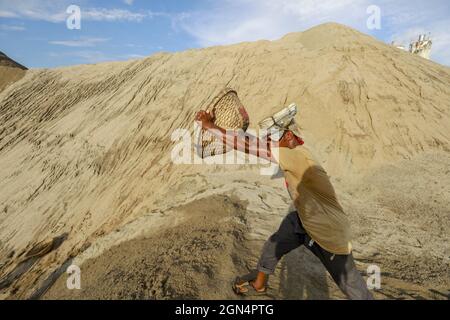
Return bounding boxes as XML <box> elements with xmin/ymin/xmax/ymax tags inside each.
<box><xmin>232</xmin><ymin>270</ymin><xmax>268</xmax><ymax>296</ymax></box>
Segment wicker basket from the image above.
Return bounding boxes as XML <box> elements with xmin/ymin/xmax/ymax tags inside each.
<box><xmin>196</xmin><ymin>88</ymin><xmax>249</xmax><ymax>158</ymax></box>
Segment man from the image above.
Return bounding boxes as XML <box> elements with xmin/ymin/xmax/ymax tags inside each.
<box><xmin>195</xmin><ymin>108</ymin><xmax>373</xmax><ymax>300</ymax></box>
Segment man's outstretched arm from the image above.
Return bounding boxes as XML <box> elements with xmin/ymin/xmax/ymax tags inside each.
<box><xmin>195</xmin><ymin>110</ymin><xmax>275</xmax><ymax>162</ymax></box>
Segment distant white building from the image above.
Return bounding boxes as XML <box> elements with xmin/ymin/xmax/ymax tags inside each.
<box><xmin>408</xmin><ymin>34</ymin><xmax>432</xmax><ymax>59</ymax></box>
<box><xmin>391</xmin><ymin>34</ymin><xmax>432</xmax><ymax>60</ymax></box>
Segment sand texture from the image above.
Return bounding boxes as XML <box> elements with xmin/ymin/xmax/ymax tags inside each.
<box><xmin>0</xmin><ymin>51</ymin><xmax>27</xmax><ymax>93</ymax></box>
<box><xmin>0</xmin><ymin>23</ymin><xmax>449</xmax><ymax>300</ymax></box>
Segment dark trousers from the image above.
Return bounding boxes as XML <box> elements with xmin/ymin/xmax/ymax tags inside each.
<box><xmin>257</xmin><ymin>212</ymin><xmax>374</xmax><ymax>300</ymax></box>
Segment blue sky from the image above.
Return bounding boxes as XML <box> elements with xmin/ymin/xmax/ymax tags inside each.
<box><xmin>1</xmin><ymin>0</ymin><xmax>449</xmax><ymax>68</ymax></box>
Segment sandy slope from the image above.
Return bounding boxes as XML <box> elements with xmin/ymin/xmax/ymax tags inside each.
<box><xmin>0</xmin><ymin>51</ymin><xmax>27</xmax><ymax>92</ymax></box>
<box><xmin>0</xmin><ymin>23</ymin><xmax>449</xmax><ymax>300</ymax></box>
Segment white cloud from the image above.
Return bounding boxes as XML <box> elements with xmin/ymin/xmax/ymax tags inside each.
<box><xmin>0</xmin><ymin>24</ymin><xmax>25</xmax><ymax>31</ymax></box>
<box><xmin>82</xmin><ymin>8</ymin><xmax>146</xmax><ymax>22</ymax></box>
<box><xmin>176</xmin><ymin>0</ymin><xmax>369</xmax><ymax>47</ymax></box>
<box><xmin>123</xmin><ymin>0</ymin><xmax>134</xmax><ymax>5</ymax></box>
<box><xmin>0</xmin><ymin>1</ymin><xmax>151</xmax><ymax>23</ymax></box>
<box><xmin>49</xmin><ymin>37</ymin><xmax>110</xmax><ymax>47</ymax></box>
<box><xmin>0</xmin><ymin>0</ymin><xmax>68</xmax><ymax>22</ymax></box>
<box><xmin>0</xmin><ymin>10</ymin><xmax>18</xmax><ymax>18</ymax></box>
<box><xmin>384</xmin><ymin>1</ymin><xmax>450</xmax><ymax>66</ymax></box>
<box><xmin>391</xmin><ymin>25</ymin><xmax>450</xmax><ymax>66</ymax></box>
<box><xmin>175</xmin><ymin>0</ymin><xmax>450</xmax><ymax>65</ymax></box>
<box><xmin>2</xmin><ymin>0</ymin><xmax>449</xmax><ymax>66</ymax></box>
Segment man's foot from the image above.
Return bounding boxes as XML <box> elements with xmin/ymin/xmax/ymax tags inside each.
<box><xmin>233</xmin><ymin>278</ymin><xmax>267</xmax><ymax>295</ymax></box>
<box><xmin>232</xmin><ymin>270</ymin><xmax>268</xmax><ymax>295</ymax></box>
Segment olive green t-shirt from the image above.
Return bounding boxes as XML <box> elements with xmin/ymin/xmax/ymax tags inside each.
<box><xmin>272</xmin><ymin>145</ymin><xmax>352</xmax><ymax>255</ymax></box>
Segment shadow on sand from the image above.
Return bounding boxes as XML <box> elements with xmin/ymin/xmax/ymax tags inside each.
<box><xmin>279</xmin><ymin>247</ymin><xmax>330</xmax><ymax>299</ymax></box>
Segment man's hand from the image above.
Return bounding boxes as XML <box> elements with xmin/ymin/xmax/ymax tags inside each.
<box><xmin>195</xmin><ymin>110</ymin><xmax>215</xmax><ymax>130</ymax></box>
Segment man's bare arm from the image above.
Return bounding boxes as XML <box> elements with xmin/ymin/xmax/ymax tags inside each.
<box><xmin>209</xmin><ymin>124</ymin><xmax>273</xmax><ymax>160</ymax></box>
<box><xmin>195</xmin><ymin>110</ymin><xmax>276</xmax><ymax>162</ymax></box>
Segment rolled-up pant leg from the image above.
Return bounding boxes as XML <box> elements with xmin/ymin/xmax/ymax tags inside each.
<box><xmin>256</xmin><ymin>211</ymin><xmax>373</xmax><ymax>299</ymax></box>
<box><xmin>257</xmin><ymin>212</ymin><xmax>305</xmax><ymax>274</ymax></box>
<box><xmin>304</xmin><ymin>235</ymin><xmax>374</xmax><ymax>300</ymax></box>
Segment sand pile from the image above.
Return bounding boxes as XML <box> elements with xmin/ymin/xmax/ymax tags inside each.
<box><xmin>0</xmin><ymin>51</ymin><xmax>27</xmax><ymax>92</ymax></box>
<box><xmin>0</xmin><ymin>23</ymin><xmax>449</xmax><ymax>300</ymax></box>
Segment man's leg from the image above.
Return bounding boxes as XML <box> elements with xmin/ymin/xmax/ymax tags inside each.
<box><xmin>234</xmin><ymin>212</ymin><xmax>305</xmax><ymax>293</ymax></box>
<box><xmin>256</xmin><ymin>211</ymin><xmax>305</xmax><ymax>277</ymax></box>
<box><xmin>304</xmin><ymin>235</ymin><xmax>374</xmax><ymax>300</ymax></box>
